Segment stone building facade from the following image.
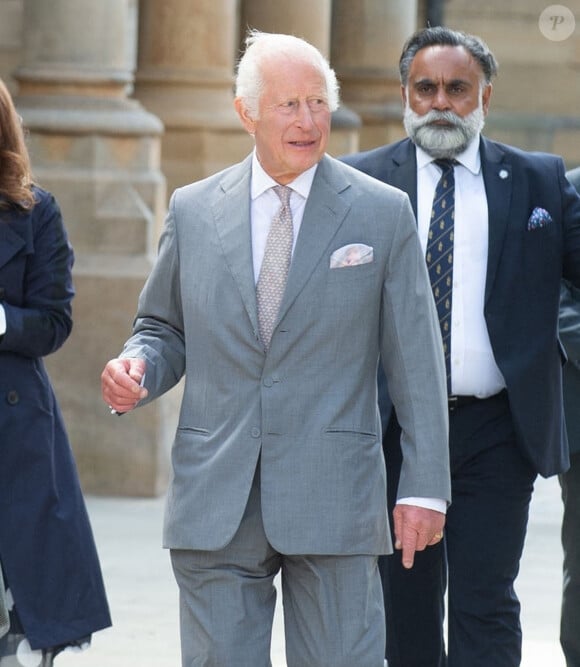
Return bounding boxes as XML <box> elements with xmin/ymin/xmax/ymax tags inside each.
<box><xmin>0</xmin><ymin>0</ymin><xmax>578</xmax><ymax>495</ymax></box>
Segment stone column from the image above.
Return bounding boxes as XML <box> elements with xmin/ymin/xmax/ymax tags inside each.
<box><xmin>134</xmin><ymin>0</ymin><xmax>253</xmax><ymax>197</ymax></box>
<box><xmin>240</xmin><ymin>0</ymin><xmax>361</xmax><ymax>156</ymax></box>
<box><xmin>0</xmin><ymin>0</ymin><xmax>23</xmax><ymax>93</ymax></box>
<box><xmin>332</xmin><ymin>0</ymin><xmax>417</xmax><ymax>151</ymax></box>
<box><xmin>14</xmin><ymin>0</ymin><xmax>173</xmax><ymax>496</ymax></box>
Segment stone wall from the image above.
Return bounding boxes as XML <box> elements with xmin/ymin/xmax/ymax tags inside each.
<box><xmin>445</xmin><ymin>1</ymin><xmax>580</xmax><ymax>167</ymax></box>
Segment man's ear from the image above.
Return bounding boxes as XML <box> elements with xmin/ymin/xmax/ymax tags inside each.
<box><xmin>481</xmin><ymin>83</ymin><xmax>492</xmax><ymax>116</ymax></box>
<box><xmin>234</xmin><ymin>97</ymin><xmax>256</xmax><ymax>135</ymax></box>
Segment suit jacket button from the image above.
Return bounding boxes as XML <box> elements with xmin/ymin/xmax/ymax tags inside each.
<box><xmin>6</xmin><ymin>390</ymin><xmax>19</xmax><ymax>405</ymax></box>
<box><xmin>251</xmin><ymin>427</ymin><xmax>261</xmax><ymax>438</ymax></box>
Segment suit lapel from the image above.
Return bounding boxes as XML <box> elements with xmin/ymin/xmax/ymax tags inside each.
<box><xmin>480</xmin><ymin>137</ymin><xmax>513</xmax><ymax>303</ymax></box>
<box><xmin>380</xmin><ymin>137</ymin><xmax>513</xmax><ymax>306</ymax></box>
<box><xmin>211</xmin><ymin>156</ymin><xmax>260</xmax><ymax>337</ymax></box>
<box><xmin>388</xmin><ymin>140</ymin><xmax>419</xmax><ymax>217</ymax></box>
<box><xmin>211</xmin><ymin>155</ymin><xmax>352</xmax><ymax>345</ymax></box>
<box><xmin>367</xmin><ymin>137</ymin><xmax>512</xmax><ymax>308</ymax></box>
<box><xmin>278</xmin><ymin>156</ymin><xmax>351</xmax><ymax>323</ymax></box>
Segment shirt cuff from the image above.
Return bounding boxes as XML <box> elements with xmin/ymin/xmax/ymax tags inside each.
<box><xmin>397</xmin><ymin>496</ymin><xmax>447</xmax><ymax>514</ymax></box>
<box><xmin>0</xmin><ymin>304</ymin><xmax>5</xmax><ymax>335</ymax></box>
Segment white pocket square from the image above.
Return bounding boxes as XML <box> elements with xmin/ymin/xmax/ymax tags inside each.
<box><xmin>330</xmin><ymin>243</ymin><xmax>374</xmax><ymax>268</ymax></box>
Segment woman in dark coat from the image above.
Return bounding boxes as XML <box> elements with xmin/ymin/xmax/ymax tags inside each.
<box><xmin>0</xmin><ymin>77</ymin><xmax>111</xmax><ymax>665</ymax></box>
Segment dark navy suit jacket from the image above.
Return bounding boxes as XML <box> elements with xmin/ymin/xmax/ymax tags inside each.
<box><xmin>560</xmin><ymin>166</ymin><xmax>580</xmax><ymax>456</ymax></box>
<box><xmin>343</xmin><ymin>136</ymin><xmax>580</xmax><ymax>477</ymax></box>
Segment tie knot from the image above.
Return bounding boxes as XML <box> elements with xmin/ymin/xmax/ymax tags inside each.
<box><xmin>273</xmin><ymin>185</ymin><xmax>292</xmax><ymax>207</ymax></box>
<box><xmin>434</xmin><ymin>159</ymin><xmax>456</xmax><ymax>174</ymax></box>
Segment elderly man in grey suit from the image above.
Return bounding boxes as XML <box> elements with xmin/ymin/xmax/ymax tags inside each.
<box><xmin>101</xmin><ymin>30</ymin><xmax>450</xmax><ymax>667</ymax></box>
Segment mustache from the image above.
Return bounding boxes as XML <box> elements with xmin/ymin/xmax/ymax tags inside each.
<box><xmin>403</xmin><ymin>103</ymin><xmax>485</xmax><ymax>159</ymax></box>
<box><xmin>413</xmin><ymin>109</ymin><xmax>465</xmax><ymax>128</ymax></box>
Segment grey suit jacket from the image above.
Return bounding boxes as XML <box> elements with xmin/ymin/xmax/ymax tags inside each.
<box><xmin>121</xmin><ymin>153</ymin><xmax>450</xmax><ymax>555</ymax></box>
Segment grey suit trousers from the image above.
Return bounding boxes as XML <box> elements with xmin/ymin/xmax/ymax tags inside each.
<box><xmin>170</xmin><ymin>465</ymin><xmax>385</xmax><ymax>667</ymax></box>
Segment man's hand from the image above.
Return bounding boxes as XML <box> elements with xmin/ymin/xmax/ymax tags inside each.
<box><xmin>392</xmin><ymin>504</ymin><xmax>446</xmax><ymax>569</ymax></box>
<box><xmin>101</xmin><ymin>358</ymin><xmax>148</xmax><ymax>414</ymax></box>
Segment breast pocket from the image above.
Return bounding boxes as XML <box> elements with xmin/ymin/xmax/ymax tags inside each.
<box><xmin>322</xmin><ymin>262</ymin><xmax>380</xmax><ymax>321</ymax></box>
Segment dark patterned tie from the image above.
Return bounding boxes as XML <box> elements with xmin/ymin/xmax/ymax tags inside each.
<box><xmin>426</xmin><ymin>159</ymin><xmax>455</xmax><ymax>392</ymax></box>
<box><xmin>256</xmin><ymin>185</ymin><xmax>293</xmax><ymax>350</ymax></box>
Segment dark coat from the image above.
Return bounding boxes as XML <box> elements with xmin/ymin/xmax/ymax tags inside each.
<box><xmin>343</xmin><ymin>136</ymin><xmax>580</xmax><ymax>477</ymax></box>
<box><xmin>560</xmin><ymin>166</ymin><xmax>580</xmax><ymax>455</ymax></box>
<box><xmin>0</xmin><ymin>186</ymin><xmax>111</xmax><ymax>649</ymax></box>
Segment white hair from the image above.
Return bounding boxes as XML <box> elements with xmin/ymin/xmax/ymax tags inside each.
<box><xmin>235</xmin><ymin>30</ymin><xmax>340</xmax><ymax>119</ymax></box>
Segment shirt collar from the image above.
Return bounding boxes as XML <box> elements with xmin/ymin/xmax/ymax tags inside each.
<box><xmin>250</xmin><ymin>150</ymin><xmax>317</xmax><ymax>200</ymax></box>
<box><xmin>416</xmin><ymin>135</ymin><xmax>481</xmax><ymax>175</ymax></box>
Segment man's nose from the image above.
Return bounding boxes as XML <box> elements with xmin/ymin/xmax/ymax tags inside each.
<box><xmin>432</xmin><ymin>87</ymin><xmax>451</xmax><ymax>110</ymax></box>
<box><xmin>295</xmin><ymin>102</ymin><xmax>315</xmax><ymax>128</ymax></box>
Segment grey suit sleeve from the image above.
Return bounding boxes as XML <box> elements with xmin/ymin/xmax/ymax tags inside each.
<box><xmin>379</xmin><ymin>194</ymin><xmax>451</xmax><ymax>503</ymax></box>
<box><xmin>121</xmin><ymin>192</ymin><xmax>187</xmax><ymax>401</ymax></box>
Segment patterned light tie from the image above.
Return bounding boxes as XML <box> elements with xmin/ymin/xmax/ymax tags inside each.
<box><xmin>426</xmin><ymin>159</ymin><xmax>456</xmax><ymax>393</ymax></box>
<box><xmin>256</xmin><ymin>185</ymin><xmax>294</xmax><ymax>350</ymax></box>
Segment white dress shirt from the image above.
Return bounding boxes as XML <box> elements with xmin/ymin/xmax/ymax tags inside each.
<box><xmin>400</xmin><ymin>139</ymin><xmax>508</xmax><ymax>515</ymax></box>
<box><xmin>0</xmin><ymin>305</ymin><xmax>5</xmax><ymax>335</ymax></box>
<box><xmin>250</xmin><ymin>152</ymin><xmax>316</xmax><ymax>282</ymax></box>
<box><xmin>402</xmin><ymin>138</ymin><xmax>507</xmax><ymax>516</ymax></box>
<box><xmin>416</xmin><ymin>138</ymin><xmax>506</xmax><ymax>398</ymax></box>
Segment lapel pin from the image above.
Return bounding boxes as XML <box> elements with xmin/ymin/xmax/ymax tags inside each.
<box><xmin>499</xmin><ymin>169</ymin><xmax>509</xmax><ymax>180</ymax></box>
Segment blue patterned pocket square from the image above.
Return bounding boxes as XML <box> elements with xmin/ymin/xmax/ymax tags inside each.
<box><xmin>527</xmin><ymin>207</ymin><xmax>553</xmax><ymax>230</ymax></box>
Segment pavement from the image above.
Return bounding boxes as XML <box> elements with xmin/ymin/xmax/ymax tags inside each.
<box><xmin>57</xmin><ymin>475</ymin><xmax>566</xmax><ymax>667</ymax></box>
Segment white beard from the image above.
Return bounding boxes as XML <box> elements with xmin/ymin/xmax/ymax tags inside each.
<box><xmin>403</xmin><ymin>102</ymin><xmax>485</xmax><ymax>159</ymax></box>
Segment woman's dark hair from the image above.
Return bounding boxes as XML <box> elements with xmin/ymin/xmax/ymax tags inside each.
<box><xmin>0</xmin><ymin>78</ymin><xmax>35</xmax><ymax>210</ymax></box>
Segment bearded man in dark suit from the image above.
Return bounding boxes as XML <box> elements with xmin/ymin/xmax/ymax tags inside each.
<box><xmin>343</xmin><ymin>26</ymin><xmax>580</xmax><ymax>667</ymax></box>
